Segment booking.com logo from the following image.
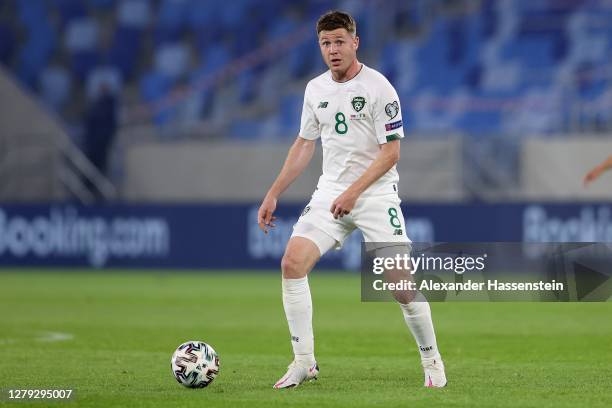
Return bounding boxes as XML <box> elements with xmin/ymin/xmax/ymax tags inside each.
<box><xmin>0</xmin><ymin>207</ymin><xmax>169</xmax><ymax>267</ymax></box>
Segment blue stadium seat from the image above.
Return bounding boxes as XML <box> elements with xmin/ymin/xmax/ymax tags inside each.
<box><xmin>187</xmin><ymin>0</ymin><xmax>217</xmax><ymax>29</ymax></box>
<box><xmin>218</xmin><ymin>0</ymin><xmax>250</xmax><ymax>31</ymax></box>
<box><xmin>71</xmin><ymin>51</ymin><xmax>99</xmax><ymax>82</ymax></box>
<box><xmin>447</xmin><ymin>18</ymin><xmax>468</xmax><ymax>65</ymax></box>
<box><xmin>277</xmin><ymin>93</ymin><xmax>302</xmax><ymax>135</ymax></box>
<box><xmin>38</xmin><ymin>65</ymin><xmax>72</xmax><ymax>111</ymax></box>
<box><xmin>154</xmin><ymin>43</ymin><xmax>190</xmax><ymax>80</ymax></box>
<box><xmin>65</xmin><ymin>18</ymin><xmax>98</xmax><ymax>52</ymax></box>
<box><xmin>503</xmin><ymin>38</ymin><xmax>554</xmax><ymax>68</ymax></box>
<box><xmin>117</xmin><ymin>0</ymin><xmax>151</xmax><ymax>28</ymax></box>
<box><xmin>5</xmin><ymin>0</ymin><xmax>612</xmax><ymax>136</ymax></box>
<box><xmin>416</xmin><ymin>20</ymin><xmax>453</xmax><ymax>91</ymax></box>
<box><xmin>156</xmin><ymin>0</ymin><xmax>189</xmax><ymax>40</ymax></box>
<box><xmin>16</xmin><ymin>22</ymin><xmax>56</xmax><ymax>87</ymax></box>
<box><xmin>89</xmin><ymin>0</ymin><xmax>116</xmax><ymax>10</ymax></box>
<box><xmin>237</xmin><ymin>69</ymin><xmax>257</xmax><ymax>104</ymax></box>
<box><xmin>86</xmin><ymin>65</ymin><xmax>123</xmax><ymax>100</ymax></box>
<box><xmin>266</xmin><ymin>17</ymin><xmax>293</xmax><ymax>40</ymax></box>
<box><xmin>232</xmin><ymin>21</ymin><xmax>261</xmax><ymax>58</ymax></box>
<box><xmin>479</xmin><ymin>0</ymin><xmax>498</xmax><ymax>39</ymax></box>
<box><xmin>64</xmin><ymin>18</ymin><xmax>100</xmax><ymax>81</ymax></box>
<box><xmin>110</xmin><ymin>26</ymin><xmax>143</xmax><ymax>79</ymax></box>
<box><xmin>140</xmin><ymin>70</ymin><xmax>173</xmax><ymax>102</ymax></box>
<box><xmin>195</xmin><ymin>48</ymin><xmax>225</xmax><ymax>75</ymax></box>
<box><xmin>16</xmin><ymin>0</ymin><xmax>48</xmax><ymax>28</ymax></box>
<box><xmin>189</xmin><ymin>55</ymin><xmax>226</xmax><ymax>119</ymax></box>
<box><xmin>51</xmin><ymin>0</ymin><xmax>87</xmax><ymax>29</ymax></box>
<box><xmin>306</xmin><ymin>1</ymin><xmax>330</xmax><ymax>19</ymax></box>
<box><xmin>288</xmin><ymin>41</ymin><xmax>317</xmax><ymax>79</ymax></box>
<box><xmin>139</xmin><ymin>70</ymin><xmax>177</xmax><ymax>125</ymax></box>
<box><xmin>379</xmin><ymin>40</ymin><xmax>407</xmax><ymax>86</ymax></box>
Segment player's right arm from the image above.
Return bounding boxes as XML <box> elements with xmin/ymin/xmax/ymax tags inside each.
<box><xmin>584</xmin><ymin>154</ymin><xmax>612</xmax><ymax>186</ymax></box>
<box><xmin>258</xmin><ymin>136</ymin><xmax>316</xmax><ymax>233</ymax></box>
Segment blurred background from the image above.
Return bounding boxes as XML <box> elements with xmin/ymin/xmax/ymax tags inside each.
<box><xmin>1</xmin><ymin>0</ymin><xmax>612</xmax><ymax>269</ymax></box>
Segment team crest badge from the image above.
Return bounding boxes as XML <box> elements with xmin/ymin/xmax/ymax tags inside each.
<box><xmin>351</xmin><ymin>96</ymin><xmax>366</xmax><ymax>112</ymax></box>
<box><xmin>385</xmin><ymin>101</ymin><xmax>399</xmax><ymax>119</ymax></box>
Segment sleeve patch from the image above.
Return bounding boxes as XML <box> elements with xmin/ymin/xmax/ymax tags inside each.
<box><xmin>385</xmin><ymin>120</ymin><xmax>403</xmax><ymax>131</ymax></box>
<box><xmin>386</xmin><ymin>133</ymin><xmax>401</xmax><ymax>142</ymax></box>
<box><xmin>385</xmin><ymin>101</ymin><xmax>399</xmax><ymax>119</ymax></box>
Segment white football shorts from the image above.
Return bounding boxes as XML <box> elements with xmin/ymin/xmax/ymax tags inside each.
<box><xmin>291</xmin><ymin>189</ymin><xmax>411</xmax><ymax>256</ymax></box>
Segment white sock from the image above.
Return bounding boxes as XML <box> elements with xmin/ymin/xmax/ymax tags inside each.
<box><xmin>399</xmin><ymin>297</ymin><xmax>439</xmax><ymax>359</ymax></box>
<box><xmin>282</xmin><ymin>276</ymin><xmax>315</xmax><ymax>365</ymax></box>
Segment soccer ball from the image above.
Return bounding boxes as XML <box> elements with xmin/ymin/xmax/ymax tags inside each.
<box><xmin>171</xmin><ymin>341</ymin><xmax>220</xmax><ymax>388</ymax></box>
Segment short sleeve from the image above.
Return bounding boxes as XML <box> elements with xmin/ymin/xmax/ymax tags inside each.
<box><xmin>299</xmin><ymin>83</ymin><xmax>320</xmax><ymax>140</ymax></box>
<box><xmin>373</xmin><ymin>81</ymin><xmax>404</xmax><ymax>145</ymax></box>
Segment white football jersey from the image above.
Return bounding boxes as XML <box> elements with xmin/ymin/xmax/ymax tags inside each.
<box><xmin>299</xmin><ymin>64</ymin><xmax>404</xmax><ymax>196</ymax></box>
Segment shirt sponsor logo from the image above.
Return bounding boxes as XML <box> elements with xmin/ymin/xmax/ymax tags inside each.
<box><xmin>385</xmin><ymin>120</ymin><xmax>403</xmax><ymax>131</ymax></box>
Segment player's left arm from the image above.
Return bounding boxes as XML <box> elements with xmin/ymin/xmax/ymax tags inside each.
<box><xmin>331</xmin><ymin>140</ymin><xmax>400</xmax><ymax>219</ymax></box>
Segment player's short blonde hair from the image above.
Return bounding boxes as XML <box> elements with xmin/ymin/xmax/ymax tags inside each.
<box><xmin>316</xmin><ymin>10</ymin><xmax>356</xmax><ymax>36</ymax></box>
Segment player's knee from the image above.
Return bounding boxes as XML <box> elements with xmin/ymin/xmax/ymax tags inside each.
<box><xmin>281</xmin><ymin>253</ymin><xmax>307</xmax><ymax>279</ymax></box>
<box><xmin>392</xmin><ymin>290</ymin><xmax>416</xmax><ymax>305</ymax></box>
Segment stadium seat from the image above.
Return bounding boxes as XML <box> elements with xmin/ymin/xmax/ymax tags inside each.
<box><xmin>237</xmin><ymin>69</ymin><xmax>257</xmax><ymax>104</ymax></box>
<box><xmin>277</xmin><ymin>93</ymin><xmax>302</xmax><ymax>135</ymax></box>
<box><xmin>117</xmin><ymin>0</ymin><xmax>151</xmax><ymax>29</ymax></box>
<box><xmin>52</xmin><ymin>0</ymin><xmax>87</xmax><ymax>29</ymax></box>
<box><xmin>109</xmin><ymin>26</ymin><xmax>143</xmax><ymax>79</ymax></box>
<box><xmin>89</xmin><ymin>0</ymin><xmax>116</xmax><ymax>10</ymax></box>
<box><xmin>139</xmin><ymin>70</ymin><xmax>176</xmax><ymax>125</ymax></box>
<box><xmin>38</xmin><ymin>65</ymin><xmax>72</xmax><ymax>111</ymax></box>
<box><xmin>4</xmin><ymin>0</ymin><xmax>612</xmax><ymax>137</ymax></box>
<box><xmin>187</xmin><ymin>0</ymin><xmax>217</xmax><ymax>29</ymax></box>
<box><xmin>86</xmin><ymin>65</ymin><xmax>123</xmax><ymax>100</ymax></box>
<box><xmin>155</xmin><ymin>0</ymin><xmax>189</xmax><ymax>42</ymax></box>
<box><xmin>65</xmin><ymin>18</ymin><xmax>98</xmax><ymax>52</ymax></box>
<box><xmin>72</xmin><ymin>51</ymin><xmax>99</xmax><ymax>82</ymax></box>
<box><xmin>16</xmin><ymin>22</ymin><xmax>56</xmax><ymax>88</ymax></box>
<box><xmin>197</xmin><ymin>38</ymin><xmax>231</xmax><ymax>67</ymax></box>
<box><xmin>16</xmin><ymin>0</ymin><xmax>48</xmax><ymax>28</ymax></box>
<box><xmin>154</xmin><ymin>43</ymin><xmax>190</xmax><ymax>80</ymax></box>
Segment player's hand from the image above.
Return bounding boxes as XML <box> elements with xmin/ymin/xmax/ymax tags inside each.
<box><xmin>584</xmin><ymin>166</ymin><xmax>603</xmax><ymax>186</ymax></box>
<box><xmin>258</xmin><ymin>195</ymin><xmax>278</xmax><ymax>234</ymax></box>
<box><xmin>331</xmin><ymin>190</ymin><xmax>358</xmax><ymax>219</ymax></box>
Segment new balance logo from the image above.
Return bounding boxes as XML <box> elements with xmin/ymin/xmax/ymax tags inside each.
<box><xmin>291</xmin><ymin>336</ymin><xmax>300</xmax><ymax>343</ymax></box>
<box><xmin>393</xmin><ymin>229</ymin><xmax>403</xmax><ymax>236</ymax></box>
<box><xmin>318</xmin><ymin>101</ymin><xmax>328</xmax><ymax>108</ymax></box>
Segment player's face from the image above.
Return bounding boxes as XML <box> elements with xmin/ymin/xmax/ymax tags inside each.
<box><xmin>318</xmin><ymin>28</ymin><xmax>359</xmax><ymax>76</ymax></box>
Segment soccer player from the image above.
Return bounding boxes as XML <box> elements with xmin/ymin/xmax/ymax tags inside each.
<box><xmin>584</xmin><ymin>155</ymin><xmax>612</xmax><ymax>186</ymax></box>
<box><xmin>257</xmin><ymin>10</ymin><xmax>447</xmax><ymax>389</ymax></box>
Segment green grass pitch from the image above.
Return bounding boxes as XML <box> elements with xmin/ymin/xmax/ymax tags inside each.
<box><xmin>0</xmin><ymin>271</ymin><xmax>610</xmax><ymax>408</ymax></box>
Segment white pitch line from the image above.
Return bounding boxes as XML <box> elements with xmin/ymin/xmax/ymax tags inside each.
<box><xmin>36</xmin><ymin>331</ymin><xmax>74</xmax><ymax>342</ymax></box>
